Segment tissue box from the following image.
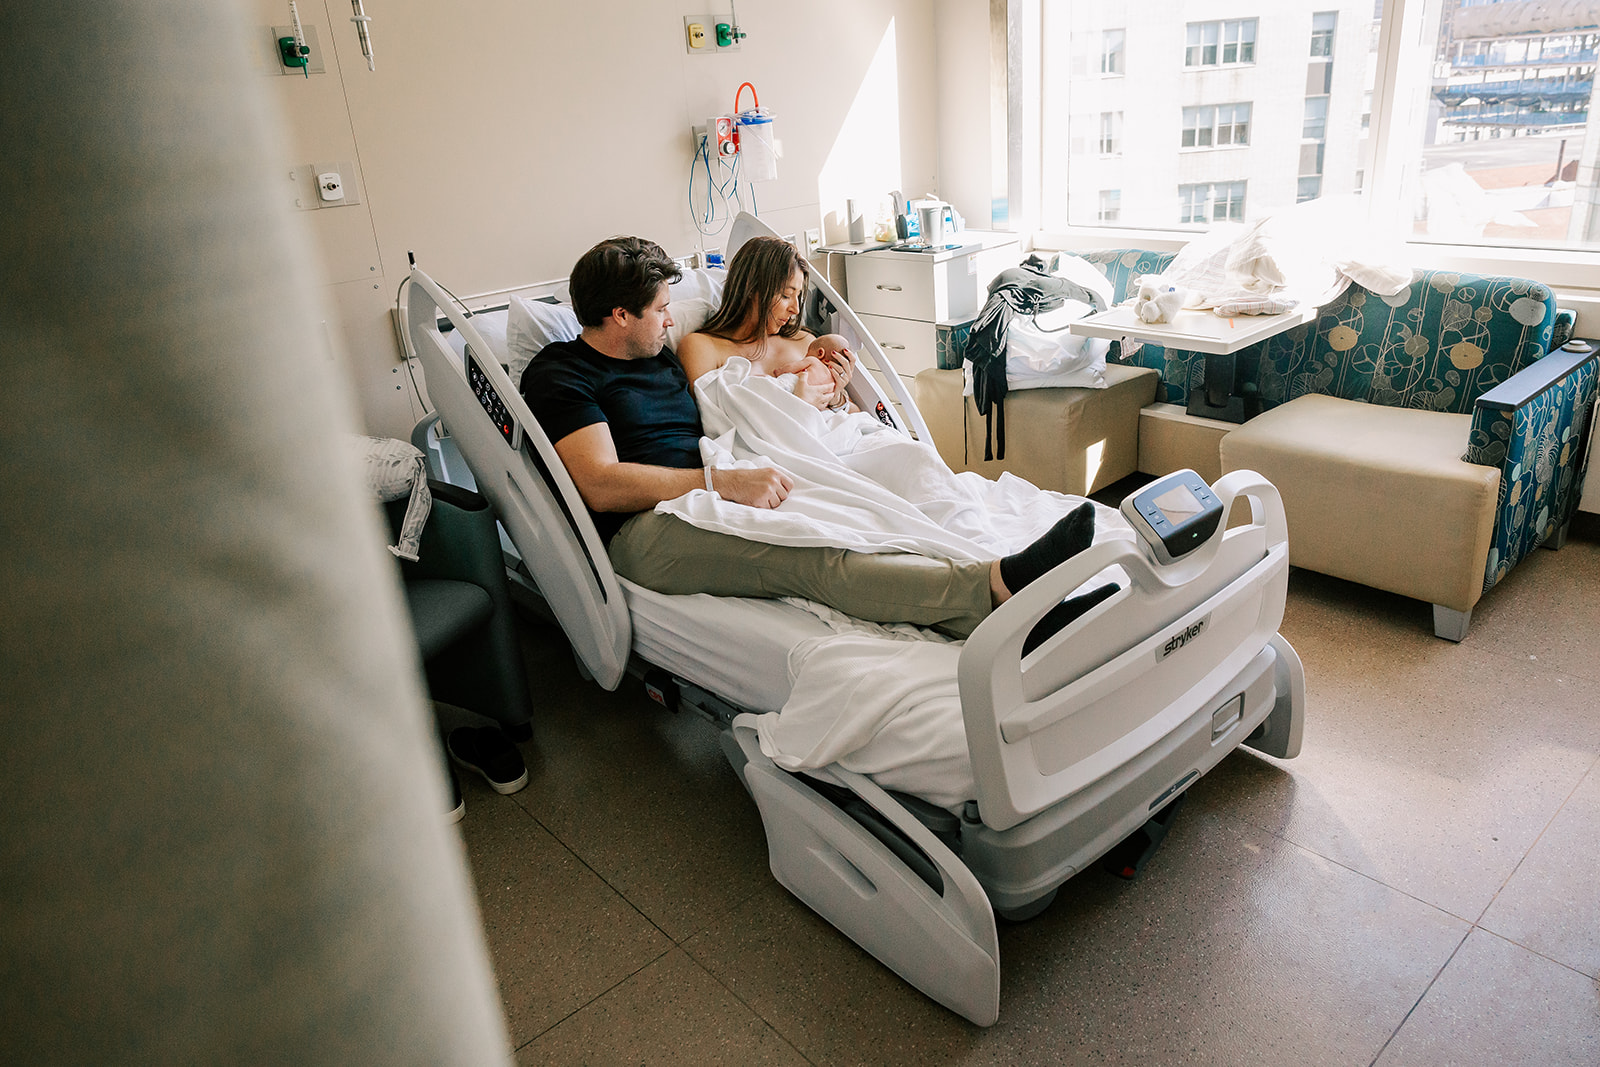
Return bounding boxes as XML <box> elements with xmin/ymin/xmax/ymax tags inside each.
<box><xmin>936</xmin><ymin>319</ymin><xmax>975</xmax><ymax>370</ymax></box>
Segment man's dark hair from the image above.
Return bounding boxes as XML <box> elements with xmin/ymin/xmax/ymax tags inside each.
<box><xmin>568</xmin><ymin>236</ymin><xmax>683</xmax><ymax>328</ymax></box>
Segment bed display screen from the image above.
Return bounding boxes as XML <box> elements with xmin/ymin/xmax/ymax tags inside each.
<box><xmin>1151</xmin><ymin>483</ymin><xmax>1203</xmax><ymax>524</ymax></box>
<box><xmin>467</xmin><ymin>346</ymin><xmax>517</xmax><ymax>446</ymax></box>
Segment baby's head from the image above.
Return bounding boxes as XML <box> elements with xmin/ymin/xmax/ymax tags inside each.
<box><xmin>806</xmin><ymin>333</ymin><xmax>851</xmax><ymax>362</ymax></box>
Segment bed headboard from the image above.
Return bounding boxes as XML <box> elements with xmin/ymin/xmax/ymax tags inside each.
<box><xmin>400</xmin><ymin>266</ymin><xmax>633</xmax><ymax>689</ymax></box>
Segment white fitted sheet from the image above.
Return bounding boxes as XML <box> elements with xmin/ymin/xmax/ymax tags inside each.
<box><xmin>620</xmin><ymin>579</ymin><xmax>835</xmax><ymax>714</ymax></box>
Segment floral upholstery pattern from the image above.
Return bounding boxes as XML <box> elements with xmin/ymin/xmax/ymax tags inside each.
<box><xmin>1066</xmin><ymin>248</ymin><xmax>1597</xmax><ymax>599</ymax></box>
<box><xmin>1467</xmin><ymin>358</ymin><xmax>1598</xmax><ymax>592</ymax></box>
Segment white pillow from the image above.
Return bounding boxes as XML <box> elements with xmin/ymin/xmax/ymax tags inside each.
<box><xmin>666</xmin><ymin>297</ymin><xmax>714</xmax><ymax>352</ymax></box>
<box><xmin>506</xmin><ymin>295</ymin><xmax>581</xmax><ymax>384</ymax></box>
<box><xmin>669</xmin><ymin>266</ymin><xmax>727</xmax><ymax>306</ymax></box>
<box><xmin>962</xmin><ymin>299</ymin><xmax>1110</xmax><ymax>394</ymax></box>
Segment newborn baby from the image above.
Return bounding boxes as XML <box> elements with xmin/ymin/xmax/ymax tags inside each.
<box><xmin>749</xmin><ymin>333</ymin><xmax>857</xmax><ymax>412</ymax></box>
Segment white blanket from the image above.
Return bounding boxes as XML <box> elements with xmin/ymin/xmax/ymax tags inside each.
<box><xmin>668</xmin><ymin>357</ymin><xmax>1132</xmax><ymax>810</ymax></box>
<box><xmin>660</xmin><ymin>357</ymin><xmax>1095</xmax><ymax>560</ymax></box>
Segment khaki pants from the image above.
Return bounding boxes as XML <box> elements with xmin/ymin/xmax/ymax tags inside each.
<box><xmin>609</xmin><ymin>511</ymin><xmax>993</xmax><ymax>638</ymax></box>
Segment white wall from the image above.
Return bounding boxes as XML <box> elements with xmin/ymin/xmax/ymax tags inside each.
<box><xmin>252</xmin><ymin>0</ymin><xmax>942</xmax><ymax>438</ymax></box>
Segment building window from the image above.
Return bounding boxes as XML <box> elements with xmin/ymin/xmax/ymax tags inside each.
<box><xmin>1182</xmin><ymin>102</ymin><xmax>1252</xmax><ymax>148</ymax></box>
<box><xmin>1222</xmin><ymin>19</ymin><xmax>1257</xmax><ymax>64</ymax></box>
<box><xmin>1101</xmin><ymin>29</ymin><xmax>1125</xmax><ymax>75</ymax></box>
<box><xmin>1185</xmin><ymin>22</ymin><xmax>1218</xmax><ymax>67</ymax></box>
<box><xmin>1100</xmin><ymin>111</ymin><xmax>1122</xmax><ymax>155</ymax></box>
<box><xmin>1310</xmin><ymin>12</ymin><xmax>1337</xmax><ymax>57</ymax></box>
<box><xmin>1297</xmin><ymin>175</ymin><xmax>1323</xmax><ymax>202</ymax></box>
<box><xmin>1303</xmin><ymin>96</ymin><xmax>1329</xmax><ymax>140</ymax></box>
<box><xmin>1181</xmin><ymin>106</ymin><xmax>1215</xmax><ymax>148</ymax></box>
<box><xmin>1179</xmin><ymin>181</ymin><xmax>1246</xmax><ymax>224</ymax></box>
<box><xmin>1217</xmin><ymin>102</ymin><xmax>1252</xmax><ymax>145</ymax></box>
<box><xmin>1098</xmin><ymin>189</ymin><xmax>1121</xmax><ymax>222</ymax></box>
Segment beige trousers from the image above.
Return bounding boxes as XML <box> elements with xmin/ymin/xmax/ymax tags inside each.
<box><xmin>609</xmin><ymin>511</ymin><xmax>994</xmax><ymax>638</ymax></box>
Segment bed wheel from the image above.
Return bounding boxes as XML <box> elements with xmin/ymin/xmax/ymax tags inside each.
<box><xmin>994</xmin><ymin>888</ymin><xmax>1057</xmax><ymax>923</ymax></box>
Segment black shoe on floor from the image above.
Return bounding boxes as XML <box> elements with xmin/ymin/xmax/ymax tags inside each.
<box><xmin>447</xmin><ymin>726</ymin><xmax>529</xmax><ymax>795</ymax></box>
<box><xmin>446</xmin><ymin>765</ymin><xmax>466</xmax><ymax>824</ymax></box>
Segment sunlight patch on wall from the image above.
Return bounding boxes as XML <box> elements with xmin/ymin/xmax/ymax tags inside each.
<box><xmin>818</xmin><ymin>19</ymin><xmax>903</xmax><ymax>226</ymax></box>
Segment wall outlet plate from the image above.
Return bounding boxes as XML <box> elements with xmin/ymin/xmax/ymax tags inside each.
<box><xmin>290</xmin><ymin>162</ymin><xmax>361</xmax><ymax>210</ymax></box>
<box><xmin>684</xmin><ymin>14</ymin><xmax>739</xmax><ymax>54</ymax></box>
<box><xmin>271</xmin><ymin>24</ymin><xmax>326</xmax><ymax>74</ymax></box>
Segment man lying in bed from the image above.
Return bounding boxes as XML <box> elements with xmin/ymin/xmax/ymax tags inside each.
<box><xmin>518</xmin><ymin>235</ymin><xmax>1106</xmax><ymax>640</ymax></box>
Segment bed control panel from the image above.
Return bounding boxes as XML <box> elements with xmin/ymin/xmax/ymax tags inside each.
<box><xmin>1121</xmin><ymin>469</ymin><xmax>1224</xmax><ymax>565</ymax></box>
<box><xmin>467</xmin><ymin>346</ymin><xmax>521</xmax><ymax>449</ymax></box>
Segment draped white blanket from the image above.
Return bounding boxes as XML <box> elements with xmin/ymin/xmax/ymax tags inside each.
<box><xmin>664</xmin><ymin>357</ymin><xmax>1132</xmax><ymax>810</ymax></box>
<box><xmin>659</xmin><ymin>356</ymin><xmax>1098</xmax><ymax>559</ymax></box>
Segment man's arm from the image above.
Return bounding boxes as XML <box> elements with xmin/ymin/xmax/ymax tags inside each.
<box><xmin>552</xmin><ymin>422</ymin><xmax>793</xmax><ymax>512</ymax></box>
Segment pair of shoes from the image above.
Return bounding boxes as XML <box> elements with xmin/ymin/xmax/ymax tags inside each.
<box><xmin>447</xmin><ymin>726</ymin><xmax>529</xmax><ymax>795</ymax></box>
<box><xmin>446</xmin><ymin>765</ymin><xmax>465</xmax><ymax>824</ymax></box>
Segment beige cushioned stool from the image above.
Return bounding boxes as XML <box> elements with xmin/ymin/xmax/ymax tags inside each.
<box><xmin>914</xmin><ymin>364</ymin><xmax>1159</xmax><ymax>497</ymax></box>
<box><xmin>1219</xmin><ymin>394</ymin><xmax>1500</xmax><ymax>629</ymax></box>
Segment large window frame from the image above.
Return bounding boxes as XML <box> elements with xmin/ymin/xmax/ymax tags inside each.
<box><xmin>1022</xmin><ymin>0</ymin><xmax>1600</xmax><ymax>314</ymax></box>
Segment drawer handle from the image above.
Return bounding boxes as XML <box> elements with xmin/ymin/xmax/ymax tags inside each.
<box><xmin>876</xmin><ymin>284</ymin><xmax>903</xmax><ymax>291</ymax></box>
<box><xmin>883</xmin><ymin>343</ymin><xmax>906</xmax><ymax>350</ymax></box>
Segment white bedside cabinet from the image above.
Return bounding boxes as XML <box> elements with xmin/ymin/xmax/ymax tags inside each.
<box><xmin>844</xmin><ymin>231</ymin><xmax>1021</xmax><ymax>395</ymax></box>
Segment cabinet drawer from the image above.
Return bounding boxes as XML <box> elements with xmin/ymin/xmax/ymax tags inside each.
<box><xmin>857</xmin><ymin>313</ymin><xmax>937</xmax><ymax>376</ymax></box>
<box><xmin>846</xmin><ymin>254</ymin><xmax>979</xmax><ymax>321</ymax></box>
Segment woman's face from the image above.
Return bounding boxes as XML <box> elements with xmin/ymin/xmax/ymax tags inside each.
<box><xmin>766</xmin><ymin>267</ymin><xmax>804</xmax><ymax>335</ymax></box>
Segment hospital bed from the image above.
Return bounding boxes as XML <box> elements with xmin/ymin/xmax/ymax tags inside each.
<box><xmin>397</xmin><ymin>213</ymin><xmax>1305</xmax><ymax>1026</ymax></box>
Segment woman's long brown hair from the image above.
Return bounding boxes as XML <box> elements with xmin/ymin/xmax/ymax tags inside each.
<box><xmin>699</xmin><ymin>236</ymin><xmax>810</xmax><ymax>346</ymax></box>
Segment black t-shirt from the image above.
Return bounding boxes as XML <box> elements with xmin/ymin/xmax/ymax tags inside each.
<box><xmin>519</xmin><ymin>336</ymin><xmax>703</xmax><ymax>542</ymax></box>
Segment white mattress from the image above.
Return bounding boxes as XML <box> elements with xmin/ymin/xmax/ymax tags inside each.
<box><xmin>620</xmin><ymin>579</ymin><xmax>835</xmax><ymax>714</ymax></box>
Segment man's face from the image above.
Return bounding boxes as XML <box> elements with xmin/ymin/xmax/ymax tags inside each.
<box><xmin>621</xmin><ymin>283</ymin><xmax>674</xmax><ymax>359</ymax></box>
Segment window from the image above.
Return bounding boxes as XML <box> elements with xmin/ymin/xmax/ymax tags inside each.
<box><xmin>1309</xmin><ymin>12</ymin><xmax>1336</xmax><ymax>57</ymax></box>
<box><xmin>1036</xmin><ymin>1</ymin><xmax>1600</xmax><ymax>257</ymax></box>
<box><xmin>1098</xmin><ymin>189</ymin><xmax>1121</xmax><ymax>223</ymax></box>
<box><xmin>1184</xmin><ymin>22</ymin><xmax>1218</xmax><ymax>67</ymax></box>
<box><xmin>1101</xmin><ymin>29</ymin><xmax>1124</xmax><ymax>75</ymax></box>
<box><xmin>1099</xmin><ymin>111</ymin><xmax>1122</xmax><ymax>155</ymax></box>
<box><xmin>1222</xmin><ymin>19</ymin><xmax>1257</xmax><ymax>64</ymax></box>
<box><xmin>1303</xmin><ymin>96</ymin><xmax>1328</xmax><ymax>141</ymax></box>
<box><xmin>1183</xmin><ymin>102</ymin><xmax>1251</xmax><ymax>148</ymax></box>
<box><xmin>1188</xmin><ymin>19</ymin><xmax>1255</xmax><ymax>67</ymax></box>
<box><xmin>1179</xmin><ymin>182</ymin><xmax>1246</xmax><ymax>224</ymax></box>
<box><xmin>1181</xmin><ymin>106</ymin><xmax>1214</xmax><ymax>148</ymax></box>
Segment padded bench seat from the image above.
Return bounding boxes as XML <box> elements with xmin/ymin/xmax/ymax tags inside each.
<box><xmin>1220</xmin><ymin>394</ymin><xmax>1500</xmax><ymax>626</ymax></box>
<box><xmin>913</xmin><ymin>363</ymin><xmax>1160</xmax><ymax>497</ymax></box>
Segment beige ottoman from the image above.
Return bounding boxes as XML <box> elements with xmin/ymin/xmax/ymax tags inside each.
<box><xmin>913</xmin><ymin>364</ymin><xmax>1159</xmax><ymax>497</ymax></box>
<box><xmin>1219</xmin><ymin>393</ymin><xmax>1501</xmax><ymax>638</ymax></box>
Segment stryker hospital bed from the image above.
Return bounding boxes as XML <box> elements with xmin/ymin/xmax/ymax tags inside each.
<box><xmin>397</xmin><ymin>213</ymin><xmax>1306</xmax><ymax>1026</ymax></box>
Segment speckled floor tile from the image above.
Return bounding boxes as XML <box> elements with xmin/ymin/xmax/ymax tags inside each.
<box><xmin>1187</xmin><ymin>574</ymin><xmax>1600</xmax><ymax>921</ymax></box>
<box><xmin>518</xmin><ymin>948</ymin><xmax>809</xmax><ymax>1066</ymax></box>
<box><xmin>1480</xmin><ymin>759</ymin><xmax>1600</xmax><ymax>978</ymax></box>
<box><xmin>1375</xmin><ymin>928</ymin><xmax>1600</xmax><ymax>1066</ymax></box>
<box><xmin>457</xmin><ymin>786</ymin><xmax>672</xmax><ymax>1046</ymax></box>
<box><xmin>509</xmin><ymin>621</ymin><xmax>771</xmax><ymax>943</ymax></box>
<box><xmin>1463</xmin><ymin>517</ymin><xmax>1600</xmax><ymax>683</ymax></box>
<box><xmin>684</xmin><ymin>809</ymin><xmax>1465</xmax><ymax>1066</ymax></box>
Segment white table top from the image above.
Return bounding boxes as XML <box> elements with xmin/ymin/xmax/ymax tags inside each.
<box><xmin>1068</xmin><ymin>302</ymin><xmax>1316</xmax><ymax>355</ymax></box>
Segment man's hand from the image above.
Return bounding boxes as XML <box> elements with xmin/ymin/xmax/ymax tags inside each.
<box><xmin>710</xmin><ymin>465</ymin><xmax>793</xmax><ymax>509</ymax></box>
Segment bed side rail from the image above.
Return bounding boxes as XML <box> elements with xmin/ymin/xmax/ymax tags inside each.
<box><xmin>400</xmin><ymin>266</ymin><xmax>632</xmax><ymax>689</ymax></box>
<box><xmin>728</xmin><ymin>212</ymin><xmax>930</xmax><ymax>441</ymax></box>
<box><xmin>960</xmin><ymin>471</ymin><xmax>1291</xmax><ymax>831</ymax></box>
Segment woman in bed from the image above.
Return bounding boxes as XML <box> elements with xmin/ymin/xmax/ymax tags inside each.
<box><xmin>676</xmin><ymin>236</ymin><xmax>857</xmax><ymax>412</ymax></box>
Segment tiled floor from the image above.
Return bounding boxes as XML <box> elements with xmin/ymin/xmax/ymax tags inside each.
<box><xmin>454</xmin><ymin>516</ymin><xmax>1600</xmax><ymax>1065</ymax></box>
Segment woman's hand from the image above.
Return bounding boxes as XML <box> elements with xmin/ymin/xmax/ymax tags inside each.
<box><xmin>790</xmin><ymin>356</ymin><xmax>841</xmax><ymax>410</ymax></box>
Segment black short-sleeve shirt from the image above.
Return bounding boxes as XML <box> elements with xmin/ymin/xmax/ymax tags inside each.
<box><xmin>519</xmin><ymin>337</ymin><xmax>703</xmax><ymax>541</ymax></box>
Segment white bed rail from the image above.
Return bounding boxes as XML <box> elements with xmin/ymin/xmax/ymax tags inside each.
<box><xmin>399</xmin><ymin>266</ymin><xmax>632</xmax><ymax>689</ymax></box>
<box><xmin>960</xmin><ymin>471</ymin><xmax>1292</xmax><ymax>831</ymax></box>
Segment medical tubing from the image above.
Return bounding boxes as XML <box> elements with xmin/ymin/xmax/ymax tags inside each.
<box><xmin>734</xmin><ymin>82</ymin><xmax>758</xmax><ymax>114</ymax></box>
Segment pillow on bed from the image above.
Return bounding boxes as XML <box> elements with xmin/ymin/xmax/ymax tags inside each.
<box><xmin>666</xmin><ymin>297</ymin><xmax>714</xmax><ymax>353</ymax></box>
<box><xmin>669</xmin><ymin>266</ymin><xmax>726</xmax><ymax>306</ymax></box>
<box><xmin>506</xmin><ymin>295</ymin><xmax>581</xmax><ymax>384</ymax></box>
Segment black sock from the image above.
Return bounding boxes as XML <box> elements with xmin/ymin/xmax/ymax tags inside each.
<box><xmin>999</xmin><ymin>502</ymin><xmax>1095</xmax><ymax>596</ymax></box>
<box><xmin>1022</xmin><ymin>582</ymin><xmax>1120</xmax><ymax>656</ymax></box>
